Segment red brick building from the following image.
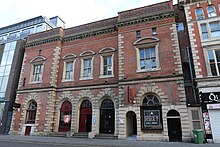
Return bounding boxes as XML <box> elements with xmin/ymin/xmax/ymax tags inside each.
<box><xmin>179</xmin><ymin>0</ymin><xmax>220</xmax><ymax>143</ymax></box>
<box><xmin>10</xmin><ymin>0</ymin><xmax>191</xmax><ymax>141</ymax></box>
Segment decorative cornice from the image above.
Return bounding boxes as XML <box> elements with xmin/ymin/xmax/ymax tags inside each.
<box><xmin>25</xmin><ymin>36</ymin><xmax>62</xmax><ymax>48</ymax></box>
<box><xmin>116</xmin><ymin>11</ymin><xmax>175</xmax><ymax>28</ymax></box>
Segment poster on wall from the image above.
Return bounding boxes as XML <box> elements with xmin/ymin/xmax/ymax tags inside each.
<box><xmin>203</xmin><ymin>112</ymin><xmax>212</xmax><ymax>135</ymax></box>
<box><xmin>144</xmin><ymin>110</ymin><xmax>160</xmax><ymax>127</ymax></box>
<box><xmin>63</xmin><ymin>115</ymin><xmax>70</xmax><ymax>123</ymax></box>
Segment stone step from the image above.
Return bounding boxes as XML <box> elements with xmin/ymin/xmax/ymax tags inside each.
<box><xmin>72</xmin><ymin>132</ymin><xmax>88</xmax><ymax>138</ymax></box>
<box><xmin>94</xmin><ymin>134</ymin><xmax>118</xmax><ymax>140</ymax></box>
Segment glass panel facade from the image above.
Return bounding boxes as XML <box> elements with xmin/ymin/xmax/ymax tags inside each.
<box><xmin>0</xmin><ymin>41</ymin><xmax>17</xmax><ymax>100</ymax></box>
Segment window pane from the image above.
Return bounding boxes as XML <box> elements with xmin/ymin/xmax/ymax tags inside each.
<box><xmin>146</xmin><ymin>59</ymin><xmax>151</xmax><ymax>69</ymax></box>
<box><xmin>10</xmin><ymin>41</ymin><xmax>17</xmax><ymax>50</ymax></box>
<box><xmin>0</xmin><ymin>92</ymin><xmax>5</xmax><ymax>100</ymax></box>
<box><xmin>150</xmin><ymin>47</ymin><xmax>156</xmax><ymax>57</ymax></box>
<box><xmin>103</xmin><ymin>66</ymin><xmax>107</xmax><ymax>75</ymax></box>
<box><xmin>145</xmin><ymin>48</ymin><xmax>150</xmax><ymax>58</ymax></box>
<box><xmin>193</xmin><ymin>121</ymin><xmax>201</xmax><ymax>129</ymax></box>
<box><xmin>215</xmin><ymin>50</ymin><xmax>220</xmax><ymax>62</ymax></box>
<box><xmin>88</xmin><ymin>68</ymin><xmax>91</xmax><ymax>77</ymax></box>
<box><xmin>104</xmin><ymin>56</ymin><xmax>107</xmax><ymax>65</ymax></box>
<box><xmin>208</xmin><ymin>50</ymin><xmax>215</xmax><ymax>63</ymax></box>
<box><xmin>0</xmin><ymin>76</ymin><xmax>9</xmax><ymax>92</ymax></box>
<box><xmin>4</xmin><ymin>43</ymin><xmax>11</xmax><ymax>51</ymax></box>
<box><xmin>108</xmin><ymin>56</ymin><xmax>112</xmax><ymax>65</ymax></box>
<box><xmin>140</xmin><ymin>60</ymin><xmax>145</xmax><ymax>69</ymax></box>
<box><xmin>201</xmin><ymin>24</ymin><xmax>208</xmax><ymax>39</ymax></box>
<box><xmin>1</xmin><ymin>51</ymin><xmax>9</xmax><ymax>66</ymax></box>
<box><xmin>4</xmin><ymin>65</ymin><xmax>11</xmax><ymax>76</ymax></box>
<box><xmin>207</xmin><ymin>6</ymin><xmax>217</xmax><ymax>17</ymax></box>
<box><xmin>210</xmin><ymin>63</ymin><xmax>217</xmax><ymax>76</ymax></box>
<box><xmin>196</xmin><ymin>8</ymin><xmax>204</xmax><ymax>20</ymax></box>
<box><xmin>140</xmin><ymin>49</ymin><xmax>144</xmax><ymax>59</ymax></box>
<box><xmin>152</xmin><ymin>58</ymin><xmax>157</xmax><ymax>68</ymax></box>
<box><xmin>210</xmin><ymin>22</ymin><xmax>220</xmax><ymax>38</ymax></box>
<box><xmin>0</xmin><ymin>66</ymin><xmax>5</xmax><ymax>76</ymax></box>
<box><xmin>6</xmin><ymin>50</ymin><xmax>15</xmax><ymax>64</ymax></box>
<box><xmin>192</xmin><ymin>110</ymin><xmax>199</xmax><ymax>120</ymax></box>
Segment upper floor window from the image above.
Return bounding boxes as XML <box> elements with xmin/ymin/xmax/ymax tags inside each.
<box><xmin>30</xmin><ymin>55</ymin><xmax>46</xmax><ymax>83</ymax></box>
<box><xmin>136</xmin><ymin>30</ymin><xmax>141</xmax><ymax>39</ymax></box>
<box><xmin>62</xmin><ymin>54</ymin><xmax>76</xmax><ymax>82</ymax></box>
<box><xmin>99</xmin><ymin>47</ymin><xmax>115</xmax><ymax>78</ymax></box>
<box><xmin>176</xmin><ymin>22</ymin><xmax>184</xmax><ymax>31</ymax></box>
<box><xmin>83</xmin><ymin>59</ymin><xmax>92</xmax><ymax>78</ymax></box>
<box><xmin>200</xmin><ymin>21</ymin><xmax>220</xmax><ymax>40</ymax></box>
<box><xmin>195</xmin><ymin>8</ymin><xmax>205</xmax><ymax>20</ymax></box>
<box><xmin>134</xmin><ymin>37</ymin><xmax>160</xmax><ymax>72</ymax></box>
<box><xmin>207</xmin><ymin>5</ymin><xmax>217</xmax><ymax>18</ymax></box>
<box><xmin>139</xmin><ymin>47</ymin><xmax>157</xmax><ymax>70</ymax></box>
<box><xmin>80</xmin><ymin>50</ymin><xmax>95</xmax><ymax>80</ymax></box>
<box><xmin>26</xmin><ymin>101</ymin><xmax>37</xmax><ymax>124</ymax></box>
<box><xmin>152</xmin><ymin>28</ymin><xmax>157</xmax><ymax>35</ymax></box>
<box><xmin>207</xmin><ymin>49</ymin><xmax>220</xmax><ymax>76</ymax></box>
<box><xmin>32</xmin><ymin>64</ymin><xmax>43</xmax><ymax>82</ymax></box>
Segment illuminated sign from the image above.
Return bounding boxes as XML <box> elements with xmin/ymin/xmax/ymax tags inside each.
<box><xmin>144</xmin><ymin>110</ymin><xmax>160</xmax><ymax>127</ymax></box>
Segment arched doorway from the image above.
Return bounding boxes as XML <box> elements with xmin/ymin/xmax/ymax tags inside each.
<box><xmin>58</xmin><ymin>101</ymin><xmax>72</xmax><ymax>132</ymax></box>
<box><xmin>167</xmin><ymin>110</ymin><xmax>182</xmax><ymax>142</ymax></box>
<box><xmin>25</xmin><ymin>100</ymin><xmax>37</xmax><ymax>135</ymax></box>
<box><xmin>100</xmin><ymin>99</ymin><xmax>115</xmax><ymax>134</ymax></box>
<box><xmin>126</xmin><ymin>111</ymin><xmax>137</xmax><ymax>137</ymax></box>
<box><xmin>79</xmin><ymin>100</ymin><xmax>92</xmax><ymax>132</ymax></box>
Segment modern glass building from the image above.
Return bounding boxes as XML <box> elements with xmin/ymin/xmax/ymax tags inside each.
<box><xmin>0</xmin><ymin>16</ymin><xmax>65</xmax><ymax>134</ymax></box>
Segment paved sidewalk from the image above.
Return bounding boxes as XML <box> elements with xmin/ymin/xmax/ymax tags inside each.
<box><xmin>0</xmin><ymin>135</ymin><xmax>219</xmax><ymax>147</ymax></box>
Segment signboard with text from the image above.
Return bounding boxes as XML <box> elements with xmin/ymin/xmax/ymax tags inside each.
<box><xmin>144</xmin><ymin>110</ymin><xmax>160</xmax><ymax>127</ymax></box>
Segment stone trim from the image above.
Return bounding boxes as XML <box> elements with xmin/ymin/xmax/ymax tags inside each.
<box><xmin>44</xmin><ymin>91</ymin><xmax>56</xmax><ymax>133</ymax></box>
<box><xmin>134</xmin><ymin>82</ymin><xmax>168</xmax><ymax>106</ymax></box>
<box><xmin>18</xmin><ymin>53</ymin><xmax>27</xmax><ymax>89</ymax></box>
<box><xmin>25</xmin><ymin>37</ymin><xmax>62</xmax><ymax>48</ymax></box>
<box><xmin>170</xmin><ymin>23</ymin><xmax>183</xmax><ymax>75</ymax></box>
<box><xmin>50</xmin><ymin>47</ymin><xmax>61</xmax><ymax>87</ymax></box>
<box><xmin>118</xmin><ymin>34</ymin><xmax>125</xmax><ymax>80</ymax></box>
<box><xmin>184</xmin><ymin>6</ymin><xmax>202</xmax><ymax>78</ymax></box>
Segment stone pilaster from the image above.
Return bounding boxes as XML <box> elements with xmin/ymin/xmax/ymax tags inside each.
<box><xmin>118</xmin><ymin>34</ymin><xmax>125</xmax><ymax>80</ymax></box>
<box><xmin>50</xmin><ymin>47</ymin><xmax>61</xmax><ymax>87</ymax></box>
<box><xmin>18</xmin><ymin>53</ymin><xmax>27</xmax><ymax>88</ymax></box>
<box><xmin>170</xmin><ymin>23</ymin><xmax>183</xmax><ymax>75</ymax></box>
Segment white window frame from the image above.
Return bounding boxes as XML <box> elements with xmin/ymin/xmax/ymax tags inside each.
<box><xmin>206</xmin><ymin>5</ymin><xmax>217</xmax><ymax>18</ymax></box>
<box><xmin>80</xmin><ymin>57</ymin><xmax>94</xmax><ymax>80</ymax></box>
<box><xmin>135</xmin><ymin>44</ymin><xmax>160</xmax><ymax>73</ymax></box>
<box><xmin>195</xmin><ymin>8</ymin><xmax>205</xmax><ymax>20</ymax></box>
<box><xmin>99</xmin><ymin>47</ymin><xmax>115</xmax><ymax>79</ymax></box>
<box><xmin>198</xmin><ymin>18</ymin><xmax>220</xmax><ymax>43</ymax></box>
<box><xmin>29</xmin><ymin>56</ymin><xmax>46</xmax><ymax>84</ymax></box>
<box><xmin>205</xmin><ymin>47</ymin><xmax>220</xmax><ymax>76</ymax></box>
<box><xmin>30</xmin><ymin>63</ymin><xmax>44</xmax><ymax>83</ymax></box>
<box><xmin>62</xmin><ymin>54</ymin><xmax>76</xmax><ymax>82</ymax></box>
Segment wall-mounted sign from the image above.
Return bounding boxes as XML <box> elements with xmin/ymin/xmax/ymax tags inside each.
<box><xmin>200</xmin><ymin>92</ymin><xmax>220</xmax><ymax>104</ymax></box>
<box><xmin>144</xmin><ymin>110</ymin><xmax>160</xmax><ymax>127</ymax></box>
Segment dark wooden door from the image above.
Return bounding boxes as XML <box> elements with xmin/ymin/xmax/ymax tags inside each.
<box><xmin>168</xmin><ymin>118</ymin><xmax>182</xmax><ymax>142</ymax></box>
<box><xmin>100</xmin><ymin>109</ymin><xmax>114</xmax><ymax>134</ymax></box>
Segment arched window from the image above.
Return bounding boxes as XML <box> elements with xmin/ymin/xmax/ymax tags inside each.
<box><xmin>26</xmin><ymin>101</ymin><xmax>37</xmax><ymax>124</ymax></box>
<box><xmin>101</xmin><ymin>99</ymin><xmax>114</xmax><ymax>109</ymax></box>
<box><xmin>195</xmin><ymin>8</ymin><xmax>205</xmax><ymax>20</ymax></box>
<box><xmin>207</xmin><ymin>5</ymin><xmax>217</xmax><ymax>18</ymax></box>
<box><xmin>141</xmin><ymin>94</ymin><xmax>162</xmax><ymax>130</ymax></box>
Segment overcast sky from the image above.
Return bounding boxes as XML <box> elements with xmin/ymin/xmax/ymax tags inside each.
<box><xmin>0</xmin><ymin>0</ymin><xmax>177</xmax><ymax>29</ymax></box>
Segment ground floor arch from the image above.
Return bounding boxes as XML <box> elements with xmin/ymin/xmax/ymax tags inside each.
<box><xmin>79</xmin><ymin>99</ymin><xmax>92</xmax><ymax>132</ymax></box>
<box><xmin>58</xmin><ymin>100</ymin><xmax>72</xmax><ymax>132</ymax></box>
<box><xmin>167</xmin><ymin>110</ymin><xmax>182</xmax><ymax>142</ymax></box>
<box><xmin>126</xmin><ymin>111</ymin><xmax>137</xmax><ymax>137</ymax></box>
<box><xmin>99</xmin><ymin>99</ymin><xmax>115</xmax><ymax>134</ymax></box>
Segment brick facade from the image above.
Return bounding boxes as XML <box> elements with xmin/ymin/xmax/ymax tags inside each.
<box><xmin>10</xmin><ymin>0</ymin><xmax>191</xmax><ymax>141</ymax></box>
